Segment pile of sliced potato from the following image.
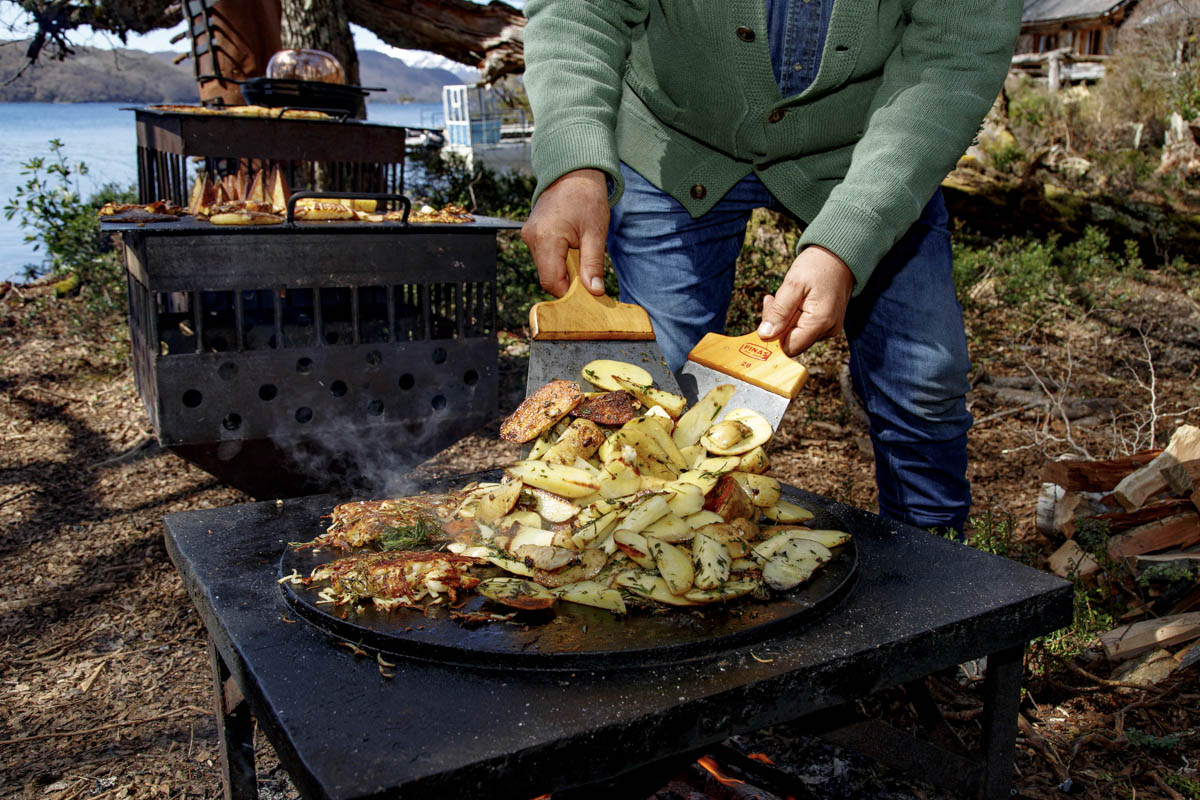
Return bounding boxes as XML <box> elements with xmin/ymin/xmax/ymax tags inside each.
<box><xmin>442</xmin><ymin>359</ymin><xmax>851</xmax><ymax>617</ymax></box>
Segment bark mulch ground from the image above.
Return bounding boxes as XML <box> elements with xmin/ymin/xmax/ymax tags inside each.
<box><xmin>2</xmin><ymin>270</ymin><xmax>1198</xmax><ymax>799</ymax></box>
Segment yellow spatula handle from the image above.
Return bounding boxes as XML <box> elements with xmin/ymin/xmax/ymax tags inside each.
<box><xmin>687</xmin><ymin>331</ymin><xmax>809</xmax><ymax>399</ymax></box>
<box><xmin>528</xmin><ymin>249</ymin><xmax>656</xmax><ymax>341</ymax></box>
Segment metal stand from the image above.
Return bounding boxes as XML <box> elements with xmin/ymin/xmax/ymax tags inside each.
<box><xmin>209</xmin><ymin>637</ymin><xmax>257</xmax><ymax>800</ymax></box>
<box><xmin>793</xmin><ymin>645</ymin><xmax>1025</xmax><ymax>800</ymax></box>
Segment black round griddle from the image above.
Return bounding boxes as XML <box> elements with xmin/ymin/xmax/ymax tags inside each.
<box><xmin>279</xmin><ymin>474</ymin><xmax>859</xmax><ymax>671</ymax></box>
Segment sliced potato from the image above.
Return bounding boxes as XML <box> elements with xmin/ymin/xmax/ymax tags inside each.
<box><xmin>642</xmin><ymin>513</ymin><xmax>692</xmax><ymax>543</ymax></box>
<box><xmin>619</xmin><ymin>494</ymin><xmax>672</xmax><ymax>533</ymax></box>
<box><xmin>674</xmin><ymin>469</ymin><xmax>721</xmax><ymax>495</ymax></box>
<box><xmin>612</xmin><ymin>375</ymin><xmax>687</xmax><ymax>419</ymax></box>
<box><xmin>553</xmin><ymin>580</ymin><xmax>627</xmax><ymax>614</ymax></box>
<box><xmin>679</xmin><ymin>444</ymin><xmax>707</xmax><ymax>469</ymax></box>
<box><xmin>664</xmin><ymin>481</ymin><xmax>705</xmax><ymax>517</ymax></box>
<box><xmin>762</xmin><ymin>499</ymin><xmax>815</xmax><ymax>523</ymax></box>
<box><xmin>694</xmin><ymin>522</ymin><xmax>751</xmax><ymax>559</ymax></box>
<box><xmin>515</xmin><ymin>544</ymin><xmax>577</xmax><ymax>571</ymax></box>
<box><xmin>581</xmin><ymin>359</ymin><xmax>654</xmax><ymax>392</ymax></box>
<box><xmin>572</xmin><ymin>457</ymin><xmax>603</xmax><ymax>478</ymax></box>
<box><xmin>721</xmin><ymin>408</ymin><xmax>773</xmax><ymax>450</ymax></box>
<box><xmin>673</xmin><ymin>384</ymin><xmax>736</xmax><ymax>448</ymax></box>
<box><xmin>703</xmin><ymin>474</ymin><xmax>755</xmax><ymax>522</ymax></box>
<box><xmin>486</xmin><ymin>552</ymin><xmax>536</xmax><ymax>577</ymax></box>
<box><xmin>737</xmin><ymin>446</ymin><xmax>769</xmax><ymax>474</ymax></box>
<box><xmin>526</xmin><ymin>487</ymin><xmax>581</xmax><ymax>523</ymax></box>
<box><xmin>599</xmin><ymin>466</ymin><xmax>641</xmax><ymax>500</ymax></box>
<box><xmin>729</xmin><ymin>557</ymin><xmax>759</xmax><ymax>573</ymax></box>
<box><xmin>648</xmin><ymin>539</ymin><xmax>695</xmax><ymax>595</ymax></box>
<box><xmin>477</xmin><ymin>577</ymin><xmax>557</xmax><ymax>610</ymax></box>
<box><xmin>752</xmin><ymin>532</ymin><xmax>833</xmax><ymax>563</ymax></box>
<box><xmin>643</xmin><ymin>404</ymin><xmax>675</xmax><ymax>433</ymax></box>
<box><xmin>684</xmin><ymin>510</ymin><xmax>725</xmax><ymax>529</ymax></box>
<box><xmin>700</xmin><ymin>419</ymin><xmax>757</xmax><ymax>456</ymax></box>
<box><xmin>506</xmin><ymin>460</ymin><xmax>601</xmax><ymax>498</ymax></box>
<box><xmin>684</xmin><ymin>578</ymin><xmax>761</xmax><ymax>603</ymax></box>
<box><xmin>692</xmin><ymin>532</ymin><xmax>731</xmax><ymax>590</ymax></box>
<box><xmin>762</xmin><ymin>542</ymin><xmax>825</xmax><ymax>591</ymax></box>
<box><xmin>623</xmin><ymin>416</ymin><xmax>688</xmax><ymax>470</ymax></box>
<box><xmin>613</xmin><ymin>530</ymin><xmax>656</xmax><ymax>568</ymax></box>
<box><xmin>497</xmin><ymin>510</ymin><xmax>543</xmax><ymax>531</ymax></box>
<box><xmin>476</xmin><ymin>480</ymin><xmax>522</xmax><ymax>524</ymax></box>
<box><xmin>761</xmin><ymin>527</ymin><xmax>851</xmax><ymax>549</ymax></box>
<box><xmin>543</xmin><ymin>418</ymin><xmax>606</xmax><ymax>465</ymax></box>
<box><xmin>499</xmin><ymin>380</ymin><xmax>583</xmax><ymax>443</ymax></box>
<box><xmin>571</xmin><ymin>390</ymin><xmax>637</xmax><ymax>426</ymax></box>
<box><xmin>571</xmin><ymin>510</ymin><xmax>621</xmax><ymax>549</ymax></box>
<box><xmin>615</xmin><ymin>571</ymin><xmax>702</xmax><ymax>606</ymax></box>
<box><xmin>729</xmin><ymin>472</ymin><xmax>782</xmax><ymax>508</ymax></box>
<box><xmin>692</xmin><ymin>456</ymin><xmax>742</xmax><ymax>475</ymax></box>
<box><xmin>506</xmin><ymin>524</ymin><xmax>556</xmax><ymax>555</ymax></box>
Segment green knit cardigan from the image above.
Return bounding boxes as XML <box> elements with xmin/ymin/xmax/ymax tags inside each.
<box><xmin>523</xmin><ymin>0</ymin><xmax>1022</xmax><ymax>292</ymax></box>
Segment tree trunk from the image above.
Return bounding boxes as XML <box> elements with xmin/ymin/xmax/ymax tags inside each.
<box><xmin>345</xmin><ymin>0</ymin><xmax>525</xmax><ymax>82</ymax></box>
<box><xmin>279</xmin><ymin>0</ymin><xmax>361</xmax><ymax>89</ymax></box>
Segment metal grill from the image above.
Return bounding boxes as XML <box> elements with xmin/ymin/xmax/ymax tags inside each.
<box><xmin>114</xmin><ymin>221</ymin><xmax>514</xmax><ymax>497</ymax></box>
<box><xmin>133</xmin><ymin>108</ymin><xmax>407</xmax><ymax>206</ymax></box>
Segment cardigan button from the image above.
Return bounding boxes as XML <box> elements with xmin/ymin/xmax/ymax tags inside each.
<box><xmin>768</xmin><ymin>108</ymin><xmax>786</xmax><ymax>124</ymax></box>
<box><xmin>690</xmin><ymin>184</ymin><xmax>707</xmax><ymax>200</ymax></box>
<box><xmin>735</xmin><ymin>26</ymin><xmax>756</xmax><ymax>42</ymax></box>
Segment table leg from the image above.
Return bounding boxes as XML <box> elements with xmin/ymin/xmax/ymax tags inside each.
<box><xmin>978</xmin><ymin>644</ymin><xmax>1024</xmax><ymax>800</ymax></box>
<box><xmin>208</xmin><ymin>636</ymin><xmax>258</xmax><ymax>800</ymax></box>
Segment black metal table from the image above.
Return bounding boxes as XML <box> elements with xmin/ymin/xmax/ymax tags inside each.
<box><xmin>164</xmin><ymin>486</ymin><xmax>1072</xmax><ymax>800</ymax></box>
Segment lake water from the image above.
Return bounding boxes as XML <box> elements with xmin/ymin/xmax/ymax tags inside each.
<box><xmin>0</xmin><ymin>101</ymin><xmax>444</xmax><ymax>281</ymax></box>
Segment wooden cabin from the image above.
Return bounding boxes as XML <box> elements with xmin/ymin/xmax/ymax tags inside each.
<box><xmin>1016</xmin><ymin>0</ymin><xmax>1137</xmax><ymax>57</ymax></box>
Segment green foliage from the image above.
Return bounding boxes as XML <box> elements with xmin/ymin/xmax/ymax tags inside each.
<box><xmin>966</xmin><ymin>509</ymin><xmax>1018</xmax><ymax>559</ymax></box>
<box><xmin>1166</xmin><ymin>773</ymin><xmax>1200</xmax><ymax>799</ymax></box>
<box><xmin>1125</xmin><ymin>727</ymin><xmax>1181</xmax><ymax>751</ymax></box>
<box><xmin>2</xmin><ymin>139</ymin><xmax>133</xmax><ymax>316</ymax></box>
<box><xmin>988</xmin><ymin>139</ymin><xmax>1025</xmax><ymax>174</ymax></box>
<box><xmin>952</xmin><ymin>225</ymin><xmax>1149</xmax><ymax>311</ymax></box>
<box><xmin>1136</xmin><ymin>560</ymin><xmax>1196</xmax><ymax>591</ymax></box>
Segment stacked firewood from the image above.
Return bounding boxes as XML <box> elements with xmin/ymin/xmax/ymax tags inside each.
<box><xmin>1038</xmin><ymin>424</ymin><xmax>1200</xmax><ymax>671</ymax></box>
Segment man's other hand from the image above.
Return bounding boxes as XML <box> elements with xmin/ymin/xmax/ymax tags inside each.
<box><xmin>756</xmin><ymin>246</ymin><xmax>854</xmax><ymax>356</ymax></box>
<box><xmin>521</xmin><ymin>169</ymin><xmax>610</xmax><ymax>297</ymax></box>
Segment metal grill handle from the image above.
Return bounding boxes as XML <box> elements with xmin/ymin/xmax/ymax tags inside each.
<box><xmin>285</xmin><ymin>191</ymin><xmax>412</xmax><ymax>225</ymax></box>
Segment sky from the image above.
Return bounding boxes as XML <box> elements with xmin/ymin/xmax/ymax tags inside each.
<box><xmin>0</xmin><ymin>3</ymin><xmax>476</xmax><ymax>71</ymax></box>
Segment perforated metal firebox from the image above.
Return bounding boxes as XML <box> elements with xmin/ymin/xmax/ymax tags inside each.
<box><xmin>107</xmin><ymin>217</ymin><xmax>517</xmax><ymax>498</ymax></box>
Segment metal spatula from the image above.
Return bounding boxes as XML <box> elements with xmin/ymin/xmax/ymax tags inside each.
<box><xmin>675</xmin><ymin>331</ymin><xmax>809</xmax><ymax>431</ymax></box>
<box><xmin>525</xmin><ymin>250</ymin><xmax>678</xmax><ymax>394</ymax></box>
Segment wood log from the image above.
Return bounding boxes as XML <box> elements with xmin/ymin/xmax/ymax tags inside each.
<box><xmin>1094</xmin><ymin>497</ymin><xmax>1198</xmax><ymax>534</ymax></box>
<box><xmin>1036</xmin><ymin>483</ymin><xmax>1064</xmax><ymax>537</ymax></box>
<box><xmin>1177</xmin><ymin>640</ymin><xmax>1200</xmax><ymax>670</ymax></box>
<box><xmin>1100</xmin><ymin>612</ymin><xmax>1200</xmax><ymax>662</ymax></box>
<box><xmin>1048</xmin><ymin>539</ymin><xmax>1100</xmax><ymax>579</ymax></box>
<box><xmin>1113</xmin><ymin>425</ymin><xmax>1200</xmax><ymax>511</ymax></box>
<box><xmin>1040</xmin><ymin>451</ymin><xmax>1161</xmax><ymax>492</ymax></box>
<box><xmin>1107</xmin><ymin>512</ymin><xmax>1200</xmax><ymax>560</ymax></box>
<box><xmin>1162</xmin><ymin>458</ymin><xmax>1200</xmax><ymax>513</ymax></box>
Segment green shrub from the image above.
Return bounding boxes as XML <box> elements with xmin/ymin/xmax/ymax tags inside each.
<box><xmin>2</xmin><ymin>139</ymin><xmax>134</xmax><ymax>315</ymax></box>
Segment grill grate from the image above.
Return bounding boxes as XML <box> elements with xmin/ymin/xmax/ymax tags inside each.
<box><xmin>117</xmin><ymin>223</ymin><xmax>510</xmax><ymax>497</ymax></box>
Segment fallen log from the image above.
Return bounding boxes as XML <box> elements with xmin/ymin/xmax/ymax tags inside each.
<box><xmin>1100</xmin><ymin>612</ymin><xmax>1200</xmax><ymax>662</ymax></box>
<box><xmin>1113</xmin><ymin>426</ymin><xmax>1200</xmax><ymax>511</ymax></box>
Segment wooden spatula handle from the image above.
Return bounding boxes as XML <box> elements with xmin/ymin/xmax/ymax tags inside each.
<box><xmin>687</xmin><ymin>331</ymin><xmax>809</xmax><ymax>399</ymax></box>
<box><xmin>528</xmin><ymin>249</ymin><xmax>656</xmax><ymax>341</ymax></box>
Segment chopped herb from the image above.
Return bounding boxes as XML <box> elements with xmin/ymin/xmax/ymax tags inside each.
<box><xmin>378</xmin><ymin>517</ymin><xmax>440</xmax><ymax>550</ymax></box>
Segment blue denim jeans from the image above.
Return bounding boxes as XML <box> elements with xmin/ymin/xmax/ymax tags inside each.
<box><xmin>607</xmin><ymin>162</ymin><xmax>973</xmax><ymax>533</ymax></box>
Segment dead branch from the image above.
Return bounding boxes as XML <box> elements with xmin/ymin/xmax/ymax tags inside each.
<box><xmin>0</xmin><ymin>705</ymin><xmax>209</xmax><ymax>745</ymax></box>
<box><xmin>1017</xmin><ymin>713</ymin><xmax>1071</xmax><ymax>784</ymax></box>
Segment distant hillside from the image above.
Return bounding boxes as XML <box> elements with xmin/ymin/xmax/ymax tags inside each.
<box><xmin>0</xmin><ymin>43</ymin><xmax>197</xmax><ymax>103</ymax></box>
<box><xmin>0</xmin><ymin>41</ymin><xmax>475</xmax><ymax>104</ymax></box>
<box><xmin>357</xmin><ymin>50</ymin><xmax>474</xmax><ymax>103</ymax></box>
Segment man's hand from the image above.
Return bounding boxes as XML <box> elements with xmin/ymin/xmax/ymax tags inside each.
<box><xmin>756</xmin><ymin>246</ymin><xmax>854</xmax><ymax>356</ymax></box>
<box><xmin>521</xmin><ymin>169</ymin><xmax>611</xmax><ymax>297</ymax></box>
